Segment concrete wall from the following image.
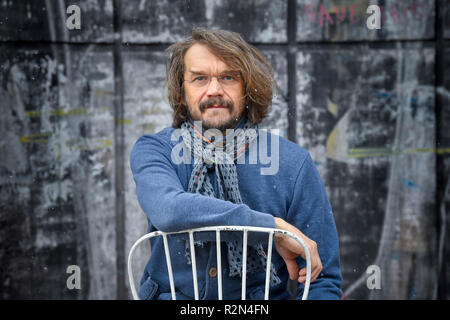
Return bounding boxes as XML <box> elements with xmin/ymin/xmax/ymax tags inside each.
<box><xmin>0</xmin><ymin>0</ymin><xmax>448</xmax><ymax>299</ymax></box>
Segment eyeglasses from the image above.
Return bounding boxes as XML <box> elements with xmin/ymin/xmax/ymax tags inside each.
<box><xmin>184</xmin><ymin>72</ymin><xmax>241</xmax><ymax>88</ymax></box>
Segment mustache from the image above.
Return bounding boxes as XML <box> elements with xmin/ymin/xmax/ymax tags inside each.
<box><xmin>199</xmin><ymin>97</ymin><xmax>234</xmax><ymax>112</ymax></box>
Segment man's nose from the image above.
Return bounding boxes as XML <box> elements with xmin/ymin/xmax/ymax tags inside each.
<box><xmin>206</xmin><ymin>77</ymin><xmax>224</xmax><ymax>96</ymax></box>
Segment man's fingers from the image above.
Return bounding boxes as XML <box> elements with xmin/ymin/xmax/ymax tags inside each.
<box><xmin>298</xmin><ymin>264</ymin><xmax>322</xmax><ymax>284</ymax></box>
<box><xmin>298</xmin><ymin>267</ymin><xmax>309</xmax><ymax>283</ymax></box>
<box><xmin>274</xmin><ymin>218</ymin><xmax>324</xmax><ymax>285</ymax></box>
<box><xmin>284</xmin><ymin>259</ymin><xmax>300</xmax><ymax>281</ymax></box>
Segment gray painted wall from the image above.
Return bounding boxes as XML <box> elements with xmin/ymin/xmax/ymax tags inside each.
<box><xmin>0</xmin><ymin>0</ymin><xmax>448</xmax><ymax>300</ymax></box>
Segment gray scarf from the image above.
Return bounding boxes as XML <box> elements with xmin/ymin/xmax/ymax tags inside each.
<box><xmin>180</xmin><ymin>116</ymin><xmax>280</xmax><ymax>286</ymax></box>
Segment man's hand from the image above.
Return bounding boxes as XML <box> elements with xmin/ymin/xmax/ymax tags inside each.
<box><xmin>273</xmin><ymin>217</ymin><xmax>322</xmax><ymax>284</ymax></box>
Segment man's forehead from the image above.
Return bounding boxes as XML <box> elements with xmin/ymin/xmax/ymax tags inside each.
<box><xmin>184</xmin><ymin>43</ymin><xmax>231</xmax><ymax>73</ymax></box>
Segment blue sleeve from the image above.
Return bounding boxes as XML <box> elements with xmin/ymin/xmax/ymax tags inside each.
<box><xmin>129</xmin><ymin>134</ymin><xmax>276</xmax><ymax>236</ymax></box>
<box><xmin>286</xmin><ymin>154</ymin><xmax>343</xmax><ymax>300</ymax></box>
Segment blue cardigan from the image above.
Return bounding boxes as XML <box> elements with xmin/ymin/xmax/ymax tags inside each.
<box><xmin>130</xmin><ymin>125</ymin><xmax>342</xmax><ymax>300</ymax></box>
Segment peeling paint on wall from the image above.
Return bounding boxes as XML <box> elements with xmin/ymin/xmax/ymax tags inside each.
<box><xmin>0</xmin><ymin>0</ymin><xmax>448</xmax><ymax>300</ymax></box>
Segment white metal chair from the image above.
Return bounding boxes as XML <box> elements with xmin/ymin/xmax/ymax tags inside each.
<box><xmin>128</xmin><ymin>225</ymin><xmax>311</xmax><ymax>300</ymax></box>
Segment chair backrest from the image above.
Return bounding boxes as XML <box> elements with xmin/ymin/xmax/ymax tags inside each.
<box><xmin>127</xmin><ymin>225</ymin><xmax>311</xmax><ymax>300</ymax></box>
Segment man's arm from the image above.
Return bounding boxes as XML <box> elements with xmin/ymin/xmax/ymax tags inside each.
<box><xmin>273</xmin><ymin>217</ymin><xmax>323</xmax><ymax>285</ymax></box>
<box><xmin>130</xmin><ymin>134</ymin><xmax>276</xmax><ymax>234</ymax></box>
<box><xmin>131</xmin><ymin>133</ymin><xmax>326</xmax><ymax>287</ymax></box>
<box><xmin>279</xmin><ymin>153</ymin><xmax>342</xmax><ymax>300</ymax></box>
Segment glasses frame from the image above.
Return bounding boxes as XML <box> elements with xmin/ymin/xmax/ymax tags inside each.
<box><xmin>183</xmin><ymin>72</ymin><xmax>242</xmax><ymax>88</ymax></box>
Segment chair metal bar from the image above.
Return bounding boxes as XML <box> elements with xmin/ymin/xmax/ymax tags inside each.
<box><xmin>264</xmin><ymin>231</ymin><xmax>274</xmax><ymax>300</ymax></box>
<box><xmin>128</xmin><ymin>226</ymin><xmax>311</xmax><ymax>300</ymax></box>
<box><xmin>216</xmin><ymin>230</ymin><xmax>223</xmax><ymax>300</ymax></box>
<box><xmin>128</xmin><ymin>232</ymin><xmax>154</xmax><ymax>300</ymax></box>
<box><xmin>189</xmin><ymin>231</ymin><xmax>199</xmax><ymax>300</ymax></box>
<box><xmin>162</xmin><ymin>234</ymin><xmax>176</xmax><ymax>300</ymax></box>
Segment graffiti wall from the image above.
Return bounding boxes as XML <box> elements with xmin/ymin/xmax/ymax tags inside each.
<box><xmin>0</xmin><ymin>0</ymin><xmax>448</xmax><ymax>299</ymax></box>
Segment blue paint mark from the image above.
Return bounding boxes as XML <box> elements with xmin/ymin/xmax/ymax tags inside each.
<box><xmin>377</xmin><ymin>91</ymin><xmax>397</xmax><ymax>100</ymax></box>
<box><xmin>377</xmin><ymin>92</ymin><xmax>390</xmax><ymax>98</ymax></box>
<box><xmin>392</xmin><ymin>252</ymin><xmax>401</xmax><ymax>261</ymax></box>
<box><xmin>402</xmin><ymin>178</ymin><xmax>417</xmax><ymax>189</ymax></box>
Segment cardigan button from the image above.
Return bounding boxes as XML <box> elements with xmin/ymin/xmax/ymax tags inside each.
<box><xmin>209</xmin><ymin>267</ymin><xmax>217</xmax><ymax>278</ymax></box>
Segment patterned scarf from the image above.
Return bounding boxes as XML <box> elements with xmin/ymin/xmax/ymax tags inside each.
<box><xmin>180</xmin><ymin>115</ymin><xmax>281</xmax><ymax>286</ymax></box>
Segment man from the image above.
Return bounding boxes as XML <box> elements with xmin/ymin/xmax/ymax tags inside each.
<box><xmin>130</xmin><ymin>28</ymin><xmax>342</xmax><ymax>300</ymax></box>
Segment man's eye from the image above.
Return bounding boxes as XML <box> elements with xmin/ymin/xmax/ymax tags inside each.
<box><xmin>221</xmin><ymin>75</ymin><xmax>235</xmax><ymax>81</ymax></box>
<box><xmin>194</xmin><ymin>76</ymin><xmax>207</xmax><ymax>82</ymax></box>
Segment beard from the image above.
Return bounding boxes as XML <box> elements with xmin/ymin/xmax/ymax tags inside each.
<box><xmin>194</xmin><ymin>97</ymin><xmax>243</xmax><ymax>131</ymax></box>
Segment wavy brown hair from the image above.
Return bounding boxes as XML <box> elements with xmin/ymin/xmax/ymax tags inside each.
<box><xmin>165</xmin><ymin>28</ymin><xmax>276</xmax><ymax>128</ymax></box>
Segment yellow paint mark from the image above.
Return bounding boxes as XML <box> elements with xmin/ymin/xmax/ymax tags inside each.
<box><xmin>349</xmin><ymin>147</ymin><xmax>389</xmax><ymax>153</ymax></box>
<box><xmin>327</xmin><ymin>98</ymin><xmax>338</xmax><ymax>117</ymax></box>
<box><xmin>415</xmin><ymin>148</ymin><xmax>434</xmax><ymax>153</ymax></box>
<box><xmin>20</xmin><ymin>132</ymin><xmax>53</xmax><ymax>143</ymax></box>
<box><xmin>25</xmin><ymin>107</ymin><xmax>95</xmax><ymax>118</ymax></box>
<box><xmin>326</xmin><ymin>127</ymin><xmax>339</xmax><ymax>159</ymax></box>
<box><xmin>326</xmin><ymin>107</ymin><xmax>351</xmax><ymax>162</ymax></box>
<box><xmin>94</xmin><ymin>139</ymin><xmax>113</xmax><ymax>149</ymax></box>
<box><xmin>437</xmin><ymin>148</ymin><xmax>450</xmax><ymax>155</ymax></box>
<box><xmin>25</xmin><ymin>110</ymin><xmax>42</xmax><ymax>118</ymax></box>
<box><xmin>348</xmin><ymin>147</ymin><xmax>450</xmax><ymax>158</ymax></box>
<box><xmin>115</xmin><ymin>118</ymin><xmax>131</xmax><ymax>125</ymax></box>
<box><xmin>55</xmin><ymin>144</ymin><xmax>61</xmax><ymax>161</ymax></box>
<box><xmin>65</xmin><ymin>138</ymin><xmax>113</xmax><ymax>152</ymax></box>
<box><xmin>51</xmin><ymin>108</ymin><xmax>88</xmax><ymax>117</ymax></box>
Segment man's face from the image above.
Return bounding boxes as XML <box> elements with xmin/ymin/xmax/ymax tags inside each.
<box><xmin>183</xmin><ymin>43</ymin><xmax>246</xmax><ymax>131</ymax></box>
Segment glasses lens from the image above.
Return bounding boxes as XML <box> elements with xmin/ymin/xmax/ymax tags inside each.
<box><xmin>187</xmin><ymin>73</ymin><xmax>240</xmax><ymax>87</ymax></box>
<box><xmin>218</xmin><ymin>75</ymin><xmax>238</xmax><ymax>86</ymax></box>
<box><xmin>191</xmin><ymin>76</ymin><xmax>209</xmax><ymax>87</ymax></box>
